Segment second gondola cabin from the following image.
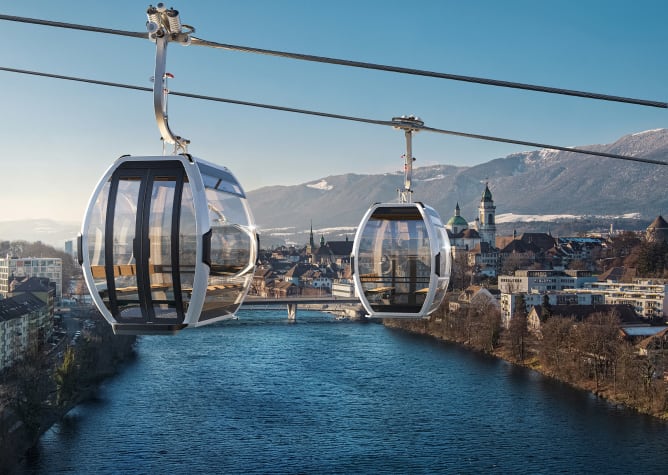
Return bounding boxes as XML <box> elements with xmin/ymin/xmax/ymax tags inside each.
<box><xmin>78</xmin><ymin>154</ymin><xmax>258</xmax><ymax>334</ymax></box>
<box><xmin>352</xmin><ymin>202</ymin><xmax>451</xmax><ymax>318</ymax></box>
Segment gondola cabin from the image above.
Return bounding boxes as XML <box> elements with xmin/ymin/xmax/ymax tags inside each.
<box><xmin>352</xmin><ymin>202</ymin><xmax>451</xmax><ymax>318</ymax></box>
<box><xmin>78</xmin><ymin>154</ymin><xmax>257</xmax><ymax>334</ymax></box>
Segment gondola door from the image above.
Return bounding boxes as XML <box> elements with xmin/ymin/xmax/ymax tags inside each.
<box><xmin>104</xmin><ymin>161</ymin><xmax>190</xmax><ymax>329</ymax></box>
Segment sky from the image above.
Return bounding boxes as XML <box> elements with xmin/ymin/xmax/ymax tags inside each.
<box><xmin>0</xmin><ymin>0</ymin><xmax>666</xmax><ymax>223</ymax></box>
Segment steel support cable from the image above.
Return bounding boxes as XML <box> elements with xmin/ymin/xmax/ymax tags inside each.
<box><xmin>0</xmin><ymin>13</ymin><xmax>665</xmax><ymax>109</ymax></box>
<box><xmin>1</xmin><ymin>65</ymin><xmax>666</xmax><ymax>167</ymax></box>
<box><xmin>0</xmin><ymin>13</ymin><xmax>147</xmax><ymax>39</ymax></box>
<box><xmin>189</xmin><ymin>37</ymin><xmax>667</xmax><ymax>109</ymax></box>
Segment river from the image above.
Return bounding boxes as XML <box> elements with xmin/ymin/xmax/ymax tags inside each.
<box><xmin>17</xmin><ymin>310</ymin><xmax>668</xmax><ymax>474</ymax></box>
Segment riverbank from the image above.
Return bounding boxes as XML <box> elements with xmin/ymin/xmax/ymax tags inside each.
<box><xmin>0</xmin><ymin>318</ymin><xmax>136</xmax><ymax>474</ymax></box>
<box><xmin>383</xmin><ymin>315</ymin><xmax>668</xmax><ymax>422</ymax></box>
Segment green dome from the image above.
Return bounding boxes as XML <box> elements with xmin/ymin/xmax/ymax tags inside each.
<box><xmin>447</xmin><ymin>215</ymin><xmax>468</xmax><ymax>227</ymax></box>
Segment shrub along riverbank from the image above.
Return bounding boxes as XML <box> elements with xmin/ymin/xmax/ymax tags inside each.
<box><xmin>384</xmin><ymin>303</ymin><xmax>668</xmax><ymax>421</ymax></box>
<box><xmin>0</xmin><ymin>319</ymin><xmax>136</xmax><ymax>473</ymax></box>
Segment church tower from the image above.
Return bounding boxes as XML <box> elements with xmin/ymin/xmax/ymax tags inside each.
<box><xmin>307</xmin><ymin>220</ymin><xmax>316</xmax><ymax>255</ymax></box>
<box><xmin>477</xmin><ymin>182</ymin><xmax>496</xmax><ymax>246</ymax></box>
<box><xmin>309</xmin><ymin>220</ymin><xmax>315</xmax><ymax>249</ymax></box>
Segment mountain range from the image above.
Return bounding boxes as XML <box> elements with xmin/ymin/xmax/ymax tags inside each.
<box><xmin>248</xmin><ymin>128</ymin><xmax>668</xmax><ymax>246</ymax></box>
<box><xmin>1</xmin><ymin>129</ymin><xmax>666</xmax><ymax>249</ymax></box>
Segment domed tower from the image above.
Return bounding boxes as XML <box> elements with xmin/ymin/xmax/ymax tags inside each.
<box><xmin>446</xmin><ymin>203</ymin><xmax>469</xmax><ymax>234</ymax></box>
<box><xmin>477</xmin><ymin>182</ymin><xmax>496</xmax><ymax>246</ymax></box>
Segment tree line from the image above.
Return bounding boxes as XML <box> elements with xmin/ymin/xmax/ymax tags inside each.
<box><xmin>388</xmin><ymin>301</ymin><xmax>668</xmax><ymax>419</ymax></box>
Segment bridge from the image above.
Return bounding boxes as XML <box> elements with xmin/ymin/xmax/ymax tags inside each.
<box><xmin>241</xmin><ymin>296</ymin><xmax>362</xmax><ymax>321</ymax></box>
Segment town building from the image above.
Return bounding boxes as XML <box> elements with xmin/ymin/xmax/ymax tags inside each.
<box><xmin>0</xmin><ymin>256</ymin><xmax>63</xmax><ymax>301</ymax></box>
<box><xmin>526</xmin><ymin>303</ymin><xmax>640</xmax><ymax>334</ymax></box>
<box><xmin>500</xmin><ymin>290</ymin><xmax>598</xmax><ymax>327</ymax></box>
<box><xmin>565</xmin><ymin>280</ymin><xmax>668</xmax><ymax>320</ymax></box>
<box><xmin>448</xmin><ymin>285</ymin><xmax>500</xmax><ymax>313</ymax></box>
<box><xmin>498</xmin><ymin>269</ymin><xmax>597</xmax><ymax>293</ymax></box>
<box><xmin>0</xmin><ymin>293</ymin><xmax>51</xmax><ymax>371</ymax></box>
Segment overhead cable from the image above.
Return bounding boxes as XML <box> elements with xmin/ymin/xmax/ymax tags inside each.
<box><xmin>1</xmin><ymin>65</ymin><xmax>665</xmax><ymax>167</ymax></box>
<box><xmin>0</xmin><ymin>13</ymin><xmax>147</xmax><ymax>39</ymax></box>
<box><xmin>189</xmin><ymin>36</ymin><xmax>667</xmax><ymax>109</ymax></box>
<box><xmin>0</xmin><ymin>13</ymin><xmax>666</xmax><ymax>109</ymax></box>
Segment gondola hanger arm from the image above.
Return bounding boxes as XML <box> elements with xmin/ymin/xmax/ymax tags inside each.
<box><xmin>392</xmin><ymin>115</ymin><xmax>423</xmax><ymax>204</ymax></box>
<box><xmin>146</xmin><ymin>3</ymin><xmax>193</xmax><ymax>154</ymax></box>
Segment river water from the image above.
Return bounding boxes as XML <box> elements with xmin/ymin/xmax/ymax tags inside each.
<box><xmin>17</xmin><ymin>310</ymin><xmax>668</xmax><ymax>474</ymax></box>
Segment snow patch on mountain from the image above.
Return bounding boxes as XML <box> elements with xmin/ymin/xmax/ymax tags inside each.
<box><xmin>496</xmin><ymin>212</ymin><xmax>642</xmax><ymax>223</ymax></box>
<box><xmin>415</xmin><ymin>174</ymin><xmax>445</xmax><ymax>182</ymax></box>
<box><xmin>306</xmin><ymin>179</ymin><xmax>334</xmax><ymax>191</ymax></box>
<box><xmin>632</xmin><ymin>128</ymin><xmax>665</xmax><ymax>136</ymax></box>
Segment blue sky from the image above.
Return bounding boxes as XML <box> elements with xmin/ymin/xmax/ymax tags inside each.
<box><xmin>1</xmin><ymin>0</ymin><xmax>666</xmax><ymax>222</ymax></box>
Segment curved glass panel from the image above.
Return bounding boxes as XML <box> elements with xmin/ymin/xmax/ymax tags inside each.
<box><xmin>200</xmin><ymin>185</ymin><xmax>256</xmax><ymax>322</ymax></box>
<box><xmin>112</xmin><ymin>175</ymin><xmax>141</xmax><ymax>320</ymax></box>
<box><xmin>178</xmin><ymin>182</ymin><xmax>196</xmax><ymax>316</ymax></box>
<box><xmin>147</xmin><ymin>175</ymin><xmax>179</xmax><ymax>319</ymax></box>
<box><xmin>86</xmin><ymin>181</ymin><xmax>110</xmax><ymax>311</ymax></box>
<box><xmin>357</xmin><ymin>206</ymin><xmax>431</xmax><ymax>314</ymax></box>
<box><xmin>427</xmin><ymin>225</ymin><xmax>451</xmax><ymax>315</ymax></box>
<box><xmin>89</xmin><ymin>161</ymin><xmax>191</xmax><ymax>329</ymax></box>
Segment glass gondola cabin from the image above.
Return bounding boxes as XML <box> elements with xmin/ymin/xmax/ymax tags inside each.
<box><xmin>352</xmin><ymin>202</ymin><xmax>451</xmax><ymax>318</ymax></box>
<box><xmin>78</xmin><ymin>154</ymin><xmax>257</xmax><ymax>334</ymax></box>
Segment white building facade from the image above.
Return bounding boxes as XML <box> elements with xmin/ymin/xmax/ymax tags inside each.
<box><xmin>500</xmin><ymin>291</ymin><xmax>598</xmax><ymax>327</ymax></box>
<box><xmin>566</xmin><ymin>280</ymin><xmax>668</xmax><ymax>319</ymax></box>
<box><xmin>0</xmin><ymin>257</ymin><xmax>63</xmax><ymax>301</ymax></box>
<box><xmin>0</xmin><ymin>294</ymin><xmax>51</xmax><ymax>370</ymax></box>
<box><xmin>498</xmin><ymin>269</ymin><xmax>597</xmax><ymax>294</ymax></box>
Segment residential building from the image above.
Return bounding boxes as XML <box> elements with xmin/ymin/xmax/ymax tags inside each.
<box><xmin>449</xmin><ymin>285</ymin><xmax>500</xmax><ymax>313</ymax></box>
<box><xmin>0</xmin><ymin>256</ymin><xmax>63</xmax><ymax>301</ymax></box>
<box><xmin>637</xmin><ymin>328</ymin><xmax>668</xmax><ymax>380</ymax></box>
<box><xmin>498</xmin><ymin>269</ymin><xmax>597</xmax><ymax>293</ymax></box>
<box><xmin>332</xmin><ymin>281</ymin><xmax>356</xmax><ymax>298</ymax></box>
<box><xmin>566</xmin><ymin>280</ymin><xmax>668</xmax><ymax>320</ymax></box>
<box><xmin>500</xmin><ymin>290</ymin><xmax>599</xmax><ymax>327</ymax></box>
<box><xmin>0</xmin><ymin>293</ymin><xmax>50</xmax><ymax>370</ymax></box>
<box><xmin>251</xmin><ymin>266</ymin><xmax>275</xmax><ymax>297</ymax></box>
<box><xmin>526</xmin><ymin>303</ymin><xmax>640</xmax><ymax>334</ymax></box>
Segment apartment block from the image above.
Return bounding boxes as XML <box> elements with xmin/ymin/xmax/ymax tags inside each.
<box><xmin>0</xmin><ymin>256</ymin><xmax>62</xmax><ymax>301</ymax></box>
<box><xmin>498</xmin><ymin>269</ymin><xmax>597</xmax><ymax>294</ymax></box>
<box><xmin>566</xmin><ymin>280</ymin><xmax>668</xmax><ymax>319</ymax></box>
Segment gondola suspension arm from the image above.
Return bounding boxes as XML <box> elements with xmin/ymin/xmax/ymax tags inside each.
<box><xmin>392</xmin><ymin>115</ymin><xmax>424</xmax><ymax>203</ymax></box>
<box><xmin>146</xmin><ymin>3</ymin><xmax>193</xmax><ymax>154</ymax></box>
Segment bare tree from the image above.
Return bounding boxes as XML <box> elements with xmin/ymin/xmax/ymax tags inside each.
<box><xmin>539</xmin><ymin>315</ymin><xmax>575</xmax><ymax>379</ymax></box>
<box><xmin>574</xmin><ymin>311</ymin><xmax>621</xmax><ymax>391</ymax></box>
<box><xmin>450</xmin><ymin>252</ymin><xmax>471</xmax><ymax>291</ymax></box>
<box><xmin>507</xmin><ymin>294</ymin><xmax>529</xmax><ymax>362</ymax></box>
<box><xmin>469</xmin><ymin>298</ymin><xmax>502</xmax><ymax>353</ymax></box>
